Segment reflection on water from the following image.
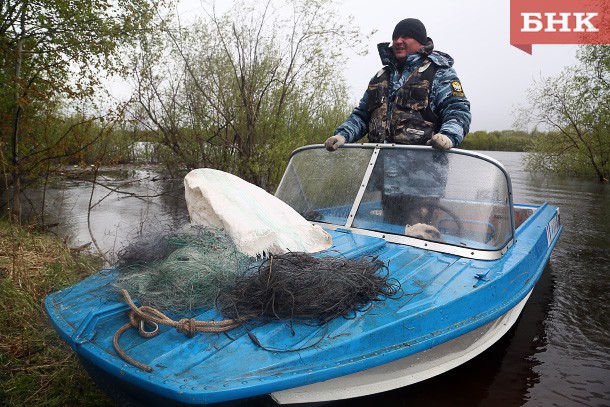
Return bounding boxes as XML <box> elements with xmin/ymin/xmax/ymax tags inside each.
<box><xmin>23</xmin><ymin>167</ymin><xmax>189</xmax><ymax>262</ymax></box>
<box><xmin>486</xmin><ymin>151</ymin><xmax>610</xmax><ymax>407</ymax></box>
<box><xmin>24</xmin><ymin>152</ymin><xmax>610</xmax><ymax>406</ymax></box>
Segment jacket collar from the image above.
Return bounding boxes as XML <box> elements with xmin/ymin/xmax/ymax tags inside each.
<box><xmin>377</xmin><ymin>38</ymin><xmax>435</xmax><ymax>69</ymax></box>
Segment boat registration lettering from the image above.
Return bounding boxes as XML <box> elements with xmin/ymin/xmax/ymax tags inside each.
<box><xmin>546</xmin><ymin>211</ymin><xmax>560</xmax><ymax>246</ymax></box>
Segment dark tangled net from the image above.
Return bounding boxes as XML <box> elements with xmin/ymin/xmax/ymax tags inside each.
<box><xmin>216</xmin><ymin>252</ymin><xmax>401</xmax><ymax>323</ymax></box>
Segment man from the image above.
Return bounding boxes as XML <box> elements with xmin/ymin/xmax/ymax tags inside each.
<box><xmin>325</xmin><ymin>18</ymin><xmax>471</xmax><ymax>151</ymax></box>
<box><xmin>324</xmin><ymin>19</ymin><xmax>471</xmax><ymax>238</ymax></box>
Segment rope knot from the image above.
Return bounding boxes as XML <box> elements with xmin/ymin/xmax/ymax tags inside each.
<box><xmin>176</xmin><ymin>318</ymin><xmax>197</xmax><ymax>337</ymax></box>
<box><xmin>114</xmin><ymin>290</ymin><xmax>238</xmax><ymax>372</ymax></box>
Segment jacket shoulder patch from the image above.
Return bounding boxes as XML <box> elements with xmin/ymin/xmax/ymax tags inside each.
<box><xmin>451</xmin><ymin>81</ymin><xmax>465</xmax><ymax>97</ymax></box>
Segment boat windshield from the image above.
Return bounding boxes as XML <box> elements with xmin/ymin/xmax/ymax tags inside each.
<box><xmin>275</xmin><ymin>145</ymin><xmax>514</xmax><ymax>252</ymax></box>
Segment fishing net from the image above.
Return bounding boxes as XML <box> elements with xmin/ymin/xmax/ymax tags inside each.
<box><xmin>114</xmin><ymin>225</ymin><xmax>400</xmax><ymax>321</ymax></box>
<box><xmin>216</xmin><ymin>252</ymin><xmax>400</xmax><ymax>324</ymax></box>
<box><xmin>114</xmin><ymin>169</ymin><xmax>398</xmax><ymax>319</ymax></box>
<box><xmin>114</xmin><ymin>225</ymin><xmax>251</xmax><ymax>311</ymax></box>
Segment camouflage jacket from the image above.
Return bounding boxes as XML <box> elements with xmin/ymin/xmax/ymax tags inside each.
<box><xmin>334</xmin><ymin>40</ymin><xmax>471</xmax><ymax>147</ymax></box>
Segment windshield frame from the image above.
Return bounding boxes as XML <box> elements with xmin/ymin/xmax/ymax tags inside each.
<box><xmin>276</xmin><ymin>144</ymin><xmax>516</xmax><ymax>260</ymax></box>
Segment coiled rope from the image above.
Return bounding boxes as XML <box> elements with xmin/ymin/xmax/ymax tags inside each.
<box><xmin>113</xmin><ymin>289</ymin><xmax>241</xmax><ymax>372</ymax></box>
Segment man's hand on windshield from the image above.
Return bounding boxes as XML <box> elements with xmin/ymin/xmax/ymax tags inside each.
<box><xmin>325</xmin><ymin>135</ymin><xmax>346</xmax><ymax>151</ymax></box>
<box><xmin>427</xmin><ymin>133</ymin><xmax>453</xmax><ymax>150</ymax></box>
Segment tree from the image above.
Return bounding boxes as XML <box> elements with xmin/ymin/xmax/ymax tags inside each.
<box><xmin>0</xmin><ymin>0</ymin><xmax>170</xmax><ymax>220</ymax></box>
<box><xmin>459</xmin><ymin>130</ymin><xmax>532</xmax><ymax>151</ymax></box>
<box><xmin>517</xmin><ymin>45</ymin><xmax>610</xmax><ymax>183</ymax></box>
<box><xmin>131</xmin><ymin>0</ymin><xmax>368</xmax><ymax>190</ymax></box>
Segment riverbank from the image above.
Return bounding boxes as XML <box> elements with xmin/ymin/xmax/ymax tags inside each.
<box><xmin>0</xmin><ymin>221</ymin><xmax>113</xmax><ymax>406</ymax></box>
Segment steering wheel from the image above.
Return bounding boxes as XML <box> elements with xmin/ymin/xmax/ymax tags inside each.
<box><xmin>419</xmin><ymin>200</ymin><xmax>465</xmax><ymax>238</ymax></box>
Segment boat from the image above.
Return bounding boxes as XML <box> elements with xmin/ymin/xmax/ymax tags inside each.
<box><xmin>44</xmin><ymin>144</ymin><xmax>562</xmax><ymax>405</ymax></box>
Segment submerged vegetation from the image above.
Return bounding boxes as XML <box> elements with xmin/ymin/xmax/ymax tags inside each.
<box><xmin>0</xmin><ymin>221</ymin><xmax>112</xmax><ymax>406</ymax></box>
<box><xmin>517</xmin><ymin>45</ymin><xmax>610</xmax><ymax>183</ymax></box>
<box><xmin>1</xmin><ymin>0</ymin><xmax>366</xmax><ymax>223</ymax></box>
<box><xmin>459</xmin><ymin>130</ymin><xmax>534</xmax><ymax>152</ymax></box>
<box><xmin>3</xmin><ymin>0</ymin><xmax>607</xmax><ymax>227</ymax></box>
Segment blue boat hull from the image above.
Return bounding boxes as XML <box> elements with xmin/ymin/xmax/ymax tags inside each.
<box><xmin>44</xmin><ymin>201</ymin><xmax>561</xmax><ymax>405</ymax></box>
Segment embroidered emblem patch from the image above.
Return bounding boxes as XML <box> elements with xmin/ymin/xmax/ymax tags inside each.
<box><xmin>451</xmin><ymin>81</ymin><xmax>465</xmax><ymax>97</ymax></box>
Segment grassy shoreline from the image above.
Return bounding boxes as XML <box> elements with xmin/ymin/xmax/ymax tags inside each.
<box><xmin>0</xmin><ymin>221</ymin><xmax>113</xmax><ymax>406</ymax></box>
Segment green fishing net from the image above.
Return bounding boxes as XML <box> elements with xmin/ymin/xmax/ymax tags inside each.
<box><xmin>114</xmin><ymin>225</ymin><xmax>251</xmax><ymax>311</ymax></box>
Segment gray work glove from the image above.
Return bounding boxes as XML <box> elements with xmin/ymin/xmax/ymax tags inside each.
<box><xmin>325</xmin><ymin>135</ymin><xmax>346</xmax><ymax>151</ymax></box>
<box><xmin>426</xmin><ymin>133</ymin><xmax>453</xmax><ymax>150</ymax></box>
<box><xmin>405</xmin><ymin>223</ymin><xmax>442</xmax><ymax>241</ymax></box>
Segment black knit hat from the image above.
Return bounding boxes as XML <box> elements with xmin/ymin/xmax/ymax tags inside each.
<box><xmin>392</xmin><ymin>18</ymin><xmax>427</xmax><ymax>44</ymax></box>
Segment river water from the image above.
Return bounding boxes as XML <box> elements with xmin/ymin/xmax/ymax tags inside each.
<box><xmin>29</xmin><ymin>152</ymin><xmax>610</xmax><ymax>406</ymax></box>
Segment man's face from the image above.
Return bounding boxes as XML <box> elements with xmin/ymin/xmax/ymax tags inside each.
<box><xmin>392</xmin><ymin>36</ymin><xmax>422</xmax><ymax>60</ymax></box>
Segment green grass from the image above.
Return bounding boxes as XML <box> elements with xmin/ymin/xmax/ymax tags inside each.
<box><xmin>0</xmin><ymin>221</ymin><xmax>113</xmax><ymax>406</ymax></box>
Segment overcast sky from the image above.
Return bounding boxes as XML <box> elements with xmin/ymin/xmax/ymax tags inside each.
<box><xmin>176</xmin><ymin>0</ymin><xmax>581</xmax><ymax>132</ymax></box>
